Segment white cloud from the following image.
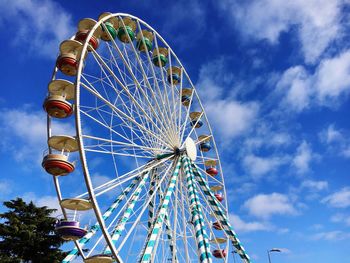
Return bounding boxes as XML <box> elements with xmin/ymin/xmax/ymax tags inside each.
<box><xmin>331</xmin><ymin>213</ymin><xmax>350</xmax><ymax>226</ymax></box>
<box><xmin>222</xmin><ymin>0</ymin><xmax>343</xmax><ymax>63</ymax></box>
<box><xmin>205</xmin><ymin>100</ymin><xmax>259</xmax><ymax>141</ymax></box>
<box><xmin>315</xmin><ymin>51</ymin><xmax>350</xmax><ymax>102</ymax></box>
<box><xmin>311</xmin><ymin>231</ymin><xmax>350</xmax><ymax>241</ymax></box>
<box><xmin>300</xmin><ymin>180</ymin><xmax>328</xmax><ymax>191</ymax></box>
<box><xmin>0</xmin><ymin>0</ymin><xmax>73</xmax><ymax>58</ymax></box>
<box><xmin>197</xmin><ymin>58</ymin><xmax>259</xmax><ymax>141</ymax></box>
<box><xmin>319</xmin><ymin>125</ymin><xmax>350</xmax><ymax>159</ymax></box>
<box><xmin>277</xmin><ymin>50</ymin><xmax>350</xmax><ymax>111</ymax></box>
<box><xmin>243</xmin><ymin>193</ymin><xmax>297</xmax><ymax>219</ymax></box>
<box><xmin>243</xmin><ymin>154</ymin><xmax>287</xmax><ymax>178</ymax></box>
<box><xmin>276</xmin><ymin>66</ymin><xmax>312</xmax><ymax>112</ymax></box>
<box><xmin>320</xmin><ymin>124</ymin><xmax>344</xmax><ymax>144</ymax></box>
<box><xmin>0</xmin><ymin>108</ymin><xmax>74</xmax><ymax>164</ymax></box>
<box><xmin>322</xmin><ymin>187</ymin><xmax>350</xmax><ymax>208</ymax></box>
<box><xmin>229</xmin><ymin>214</ymin><xmax>271</xmax><ymax>233</ymax></box>
<box><xmin>292</xmin><ymin>141</ymin><xmax>313</xmax><ymax>175</ymax></box>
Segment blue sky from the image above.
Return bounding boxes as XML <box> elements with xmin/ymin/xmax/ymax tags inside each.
<box><xmin>0</xmin><ymin>0</ymin><xmax>350</xmax><ymax>262</ymax></box>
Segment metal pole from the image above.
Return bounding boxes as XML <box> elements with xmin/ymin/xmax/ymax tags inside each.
<box><xmin>267</xmin><ymin>250</ymin><xmax>272</xmax><ymax>263</ymax></box>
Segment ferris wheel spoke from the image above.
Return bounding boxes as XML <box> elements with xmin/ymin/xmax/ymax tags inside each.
<box><xmin>118</xmin><ymin>18</ymin><xmax>177</xmax><ymax>144</ymax></box>
<box><xmin>166</xmin><ymin>50</ymin><xmax>181</xmax><ymax>140</ymax></box>
<box><xmin>79</xmin><ymin>108</ymin><xmax>155</xmax><ymax>151</ymax></box>
<box><xmin>80</xmin><ymin>81</ymin><xmax>173</xmax><ymax>149</ymax></box>
<box><xmin>77</xmin><ymin>157</ymin><xmax>173</xmax><ymax>199</ymax></box>
<box><xmin>98</xmin><ymin>28</ymin><xmax>174</xmax><ymax>141</ymax></box>
<box><xmin>176</xmin><ymin>69</ymin><xmax>184</xmax><ymax>141</ymax></box>
<box><xmin>82</xmin><ymin>134</ymin><xmax>167</xmax><ymax>154</ymax></box>
<box><xmin>90</xmin><ymin>48</ymin><xmax>170</xmax><ymax>139</ymax></box>
<box><xmin>180</xmin><ymin>110</ymin><xmax>204</xmax><ymax>148</ymax></box>
<box><xmin>87</xmin><ymin>52</ymin><xmax>160</xmax><ymax>139</ymax></box>
<box><xmin>151</xmin><ymin>34</ymin><xmax>179</xmax><ymax>141</ymax></box>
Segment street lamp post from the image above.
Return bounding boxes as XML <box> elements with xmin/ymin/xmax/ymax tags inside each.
<box><xmin>267</xmin><ymin>248</ymin><xmax>282</xmax><ymax>263</ymax></box>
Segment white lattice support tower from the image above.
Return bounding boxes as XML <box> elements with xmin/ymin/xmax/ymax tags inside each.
<box><xmin>139</xmin><ymin>158</ymin><xmax>181</xmax><ymax>262</ymax></box>
<box><xmin>182</xmin><ymin>156</ymin><xmax>212</xmax><ymax>263</ymax></box>
<box><xmin>189</xmin><ymin>159</ymin><xmax>251</xmax><ymax>263</ymax></box>
<box><xmin>104</xmin><ymin>171</ymin><xmax>151</xmax><ymax>255</ymax></box>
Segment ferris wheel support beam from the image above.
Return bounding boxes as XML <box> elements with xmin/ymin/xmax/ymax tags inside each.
<box><xmin>104</xmin><ymin>171</ymin><xmax>151</xmax><ymax>254</ymax></box>
<box><xmin>62</xmin><ymin>175</ymin><xmax>142</xmax><ymax>262</ymax></box>
<box><xmin>182</xmin><ymin>156</ymin><xmax>212</xmax><ymax>263</ymax></box>
<box><xmin>156</xmin><ymin>177</ymin><xmax>178</xmax><ymax>262</ymax></box>
<box><xmin>139</xmin><ymin>158</ymin><xmax>182</xmax><ymax>262</ymax></box>
<box><xmin>179</xmin><ymin>169</ymin><xmax>191</xmax><ymax>263</ymax></box>
<box><xmin>115</xmin><ymin>160</ymin><xmax>175</xmax><ymax>254</ymax></box>
<box><xmin>190</xmin><ymin>161</ymin><xmax>251</xmax><ymax>263</ymax></box>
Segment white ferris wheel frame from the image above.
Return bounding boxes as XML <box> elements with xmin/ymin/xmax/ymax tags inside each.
<box><xmin>46</xmin><ymin>12</ymin><xmax>232</xmax><ymax>263</ymax></box>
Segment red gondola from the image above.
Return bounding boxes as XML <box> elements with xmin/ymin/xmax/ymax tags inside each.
<box><xmin>42</xmin><ymin>154</ymin><xmax>75</xmax><ymax>176</ymax></box>
<box><xmin>206</xmin><ymin>167</ymin><xmax>218</xmax><ymax>176</ymax></box>
<box><xmin>213</xmin><ymin>249</ymin><xmax>227</xmax><ymax>258</ymax></box>
<box><xmin>215</xmin><ymin>193</ymin><xmax>224</xmax><ymax>202</ymax></box>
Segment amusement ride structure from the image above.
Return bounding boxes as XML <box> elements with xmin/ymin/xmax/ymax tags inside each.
<box><xmin>42</xmin><ymin>12</ymin><xmax>251</xmax><ymax>263</ymax></box>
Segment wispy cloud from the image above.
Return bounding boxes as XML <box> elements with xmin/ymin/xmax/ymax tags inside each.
<box><xmin>243</xmin><ymin>193</ymin><xmax>297</xmax><ymax>219</ymax></box>
<box><xmin>0</xmin><ymin>0</ymin><xmax>73</xmax><ymax>59</ymax></box>
<box><xmin>196</xmin><ymin>57</ymin><xmax>259</xmax><ymax>142</ymax></box>
<box><xmin>322</xmin><ymin>187</ymin><xmax>350</xmax><ymax>208</ymax></box>
<box><xmin>311</xmin><ymin>230</ymin><xmax>350</xmax><ymax>241</ymax></box>
<box><xmin>0</xmin><ymin>107</ymin><xmax>74</xmax><ymax>165</ymax></box>
<box><xmin>319</xmin><ymin>124</ymin><xmax>350</xmax><ymax>158</ymax></box>
<box><xmin>300</xmin><ymin>180</ymin><xmax>328</xmax><ymax>191</ymax></box>
<box><xmin>229</xmin><ymin>214</ymin><xmax>272</xmax><ymax>233</ymax></box>
<box><xmin>330</xmin><ymin>213</ymin><xmax>350</xmax><ymax>226</ymax></box>
<box><xmin>243</xmin><ymin>154</ymin><xmax>287</xmax><ymax>179</ymax></box>
<box><xmin>221</xmin><ymin>0</ymin><xmax>344</xmax><ymax>63</ymax></box>
<box><xmin>277</xmin><ymin>50</ymin><xmax>350</xmax><ymax>111</ymax></box>
<box><xmin>292</xmin><ymin>141</ymin><xmax>314</xmax><ymax>175</ymax></box>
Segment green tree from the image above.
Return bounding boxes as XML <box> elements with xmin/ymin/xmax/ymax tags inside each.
<box><xmin>0</xmin><ymin>198</ymin><xmax>66</xmax><ymax>262</ymax></box>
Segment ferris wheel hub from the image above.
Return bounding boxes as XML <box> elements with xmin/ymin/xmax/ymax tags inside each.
<box><xmin>185</xmin><ymin>137</ymin><xmax>197</xmax><ymax>161</ymax></box>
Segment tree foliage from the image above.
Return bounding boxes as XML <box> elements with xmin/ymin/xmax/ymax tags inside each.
<box><xmin>0</xmin><ymin>198</ymin><xmax>66</xmax><ymax>262</ymax></box>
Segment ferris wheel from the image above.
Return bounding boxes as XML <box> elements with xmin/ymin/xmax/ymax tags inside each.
<box><xmin>42</xmin><ymin>12</ymin><xmax>251</xmax><ymax>263</ymax></box>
